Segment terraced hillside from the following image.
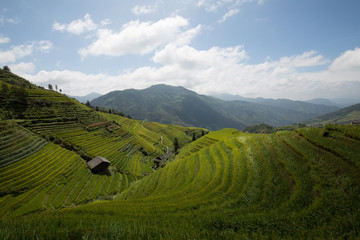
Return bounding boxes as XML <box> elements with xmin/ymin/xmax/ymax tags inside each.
<box><xmin>0</xmin><ymin>72</ymin><xmax>205</xmax><ymax>219</ymax></box>
<box><xmin>1</xmin><ymin>125</ymin><xmax>359</xmax><ymax>239</ymax></box>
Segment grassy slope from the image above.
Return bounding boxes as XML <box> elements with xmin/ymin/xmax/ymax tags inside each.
<box><xmin>1</xmin><ymin>125</ymin><xmax>359</xmax><ymax>239</ymax></box>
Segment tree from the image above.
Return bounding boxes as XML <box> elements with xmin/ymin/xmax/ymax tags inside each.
<box><xmin>201</xmin><ymin>130</ymin><xmax>205</xmax><ymax>137</ymax></box>
<box><xmin>55</xmin><ymin>85</ymin><xmax>58</xmax><ymax>91</ymax></box>
<box><xmin>1</xmin><ymin>82</ymin><xmax>9</xmax><ymax>93</ymax></box>
<box><xmin>3</xmin><ymin>66</ymin><xmax>11</xmax><ymax>73</ymax></box>
<box><xmin>11</xmin><ymin>85</ymin><xmax>28</xmax><ymax>103</ymax></box>
<box><xmin>174</xmin><ymin>137</ymin><xmax>179</xmax><ymax>153</ymax></box>
<box><xmin>59</xmin><ymin>89</ymin><xmax>62</xmax><ymax>93</ymax></box>
<box><xmin>48</xmin><ymin>84</ymin><xmax>53</xmax><ymax>90</ymax></box>
<box><xmin>192</xmin><ymin>133</ymin><xmax>196</xmax><ymax>141</ymax></box>
<box><xmin>85</xmin><ymin>100</ymin><xmax>91</xmax><ymax>107</ymax></box>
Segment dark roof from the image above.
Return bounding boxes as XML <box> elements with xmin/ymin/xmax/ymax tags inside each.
<box><xmin>87</xmin><ymin>156</ymin><xmax>110</xmax><ymax>170</ymax></box>
<box><xmin>153</xmin><ymin>152</ymin><xmax>172</xmax><ymax>162</ymax></box>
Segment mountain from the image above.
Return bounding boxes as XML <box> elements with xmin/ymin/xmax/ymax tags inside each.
<box><xmin>69</xmin><ymin>92</ymin><xmax>102</xmax><ymax>103</ymax></box>
<box><xmin>305</xmin><ymin>98</ymin><xmax>339</xmax><ymax>107</ymax></box>
<box><xmin>212</xmin><ymin>93</ymin><xmax>338</xmax><ymax>113</ymax></box>
<box><xmin>91</xmin><ymin>84</ymin><xmax>337</xmax><ymax>130</ymax></box>
<box><xmin>305</xmin><ymin>103</ymin><xmax>360</xmax><ymax>125</ymax></box>
<box><xmin>305</xmin><ymin>98</ymin><xmax>360</xmax><ymax>108</ymax></box>
<box><xmin>330</xmin><ymin>98</ymin><xmax>360</xmax><ymax>108</ymax></box>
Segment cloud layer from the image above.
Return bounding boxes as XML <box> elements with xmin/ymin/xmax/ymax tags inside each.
<box><xmin>0</xmin><ymin>41</ymin><xmax>52</xmax><ymax>64</ymax></box>
<box><xmin>25</xmin><ymin>45</ymin><xmax>360</xmax><ymax>100</ymax></box>
<box><xmin>79</xmin><ymin>16</ymin><xmax>201</xmax><ymax>58</ymax></box>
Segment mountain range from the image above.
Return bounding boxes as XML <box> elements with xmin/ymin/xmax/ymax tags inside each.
<box><xmin>213</xmin><ymin>93</ymin><xmax>360</xmax><ymax>108</ymax></box>
<box><xmin>91</xmin><ymin>84</ymin><xmax>338</xmax><ymax>130</ymax></box>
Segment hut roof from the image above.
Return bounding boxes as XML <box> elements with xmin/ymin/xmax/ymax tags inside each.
<box><xmin>87</xmin><ymin>156</ymin><xmax>110</xmax><ymax>170</ymax></box>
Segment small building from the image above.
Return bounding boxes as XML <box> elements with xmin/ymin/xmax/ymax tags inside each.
<box><xmin>152</xmin><ymin>151</ymin><xmax>173</xmax><ymax>169</ymax></box>
<box><xmin>87</xmin><ymin>156</ymin><xmax>110</xmax><ymax>173</ymax></box>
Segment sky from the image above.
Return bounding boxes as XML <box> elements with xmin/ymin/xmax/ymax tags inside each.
<box><xmin>0</xmin><ymin>0</ymin><xmax>360</xmax><ymax>100</ymax></box>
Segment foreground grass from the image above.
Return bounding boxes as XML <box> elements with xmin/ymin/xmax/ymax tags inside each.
<box><xmin>1</xmin><ymin>126</ymin><xmax>360</xmax><ymax>239</ymax></box>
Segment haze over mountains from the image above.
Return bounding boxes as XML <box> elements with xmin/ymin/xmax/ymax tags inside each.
<box><xmin>70</xmin><ymin>92</ymin><xmax>102</xmax><ymax>103</ymax></box>
<box><xmin>91</xmin><ymin>84</ymin><xmax>339</xmax><ymax>130</ymax></box>
<box><xmin>305</xmin><ymin>103</ymin><xmax>360</xmax><ymax>126</ymax></box>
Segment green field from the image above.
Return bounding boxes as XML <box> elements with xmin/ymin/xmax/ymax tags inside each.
<box><xmin>1</xmin><ymin>71</ymin><xmax>360</xmax><ymax>239</ymax></box>
<box><xmin>1</xmin><ymin>124</ymin><xmax>359</xmax><ymax>239</ymax></box>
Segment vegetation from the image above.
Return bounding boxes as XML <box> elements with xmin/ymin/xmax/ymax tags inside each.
<box><xmin>1</xmin><ymin>71</ymin><xmax>360</xmax><ymax>239</ymax></box>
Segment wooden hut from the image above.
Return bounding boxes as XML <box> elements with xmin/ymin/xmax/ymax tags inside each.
<box><xmin>87</xmin><ymin>156</ymin><xmax>110</xmax><ymax>173</ymax></box>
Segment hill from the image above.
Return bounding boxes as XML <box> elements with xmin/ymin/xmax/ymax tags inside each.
<box><xmin>91</xmin><ymin>84</ymin><xmax>336</xmax><ymax>130</ymax></box>
<box><xmin>0</xmin><ymin>70</ymin><xmax>205</xmax><ymax>216</ymax></box>
<box><xmin>305</xmin><ymin>103</ymin><xmax>360</xmax><ymax>126</ymax></box>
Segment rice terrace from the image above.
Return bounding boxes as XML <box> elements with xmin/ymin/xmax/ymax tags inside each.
<box><xmin>0</xmin><ymin>68</ymin><xmax>359</xmax><ymax>239</ymax></box>
<box><xmin>1</xmin><ymin>1</ymin><xmax>360</xmax><ymax>238</ymax></box>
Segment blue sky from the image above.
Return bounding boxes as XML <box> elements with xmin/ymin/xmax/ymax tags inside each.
<box><xmin>1</xmin><ymin>0</ymin><xmax>360</xmax><ymax>100</ymax></box>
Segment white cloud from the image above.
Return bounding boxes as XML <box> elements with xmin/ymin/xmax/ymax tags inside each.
<box><xmin>197</xmin><ymin>0</ymin><xmax>225</xmax><ymax>12</ymax></box>
<box><xmin>53</xmin><ymin>14</ymin><xmax>110</xmax><ymax>35</ymax></box>
<box><xmin>79</xmin><ymin>16</ymin><xmax>200</xmax><ymax>58</ymax></box>
<box><xmin>275</xmin><ymin>51</ymin><xmax>330</xmax><ymax>68</ymax></box>
<box><xmin>329</xmin><ymin>47</ymin><xmax>360</xmax><ymax>71</ymax></box>
<box><xmin>219</xmin><ymin>8</ymin><xmax>239</xmax><ymax>22</ymax></box>
<box><xmin>0</xmin><ymin>34</ymin><xmax>10</xmax><ymax>44</ymax></box>
<box><xmin>6</xmin><ymin>17</ymin><xmax>21</xmax><ymax>24</ymax></box>
<box><xmin>153</xmin><ymin>44</ymin><xmax>247</xmax><ymax>69</ymax></box>
<box><xmin>132</xmin><ymin>5</ymin><xmax>156</xmax><ymax>15</ymax></box>
<box><xmin>197</xmin><ymin>0</ymin><xmax>265</xmax><ymax>22</ymax></box>
<box><xmin>9</xmin><ymin>62</ymin><xmax>36</xmax><ymax>75</ymax></box>
<box><xmin>37</xmin><ymin>40</ymin><xmax>53</xmax><ymax>52</ymax></box>
<box><xmin>0</xmin><ymin>41</ymin><xmax>52</xmax><ymax>64</ymax></box>
<box><xmin>0</xmin><ymin>44</ymin><xmax>33</xmax><ymax>64</ymax></box>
